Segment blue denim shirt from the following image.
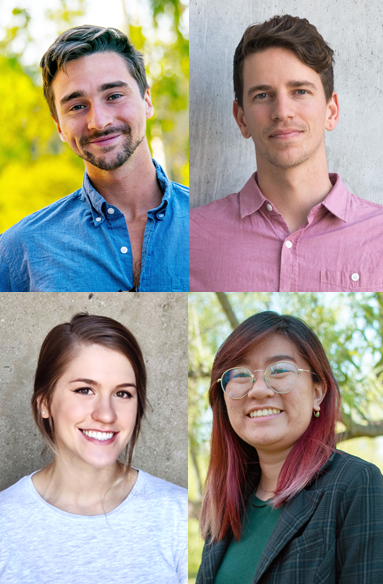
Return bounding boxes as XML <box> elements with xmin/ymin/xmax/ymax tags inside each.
<box><xmin>0</xmin><ymin>160</ymin><xmax>189</xmax><ymax>291</ymax></box>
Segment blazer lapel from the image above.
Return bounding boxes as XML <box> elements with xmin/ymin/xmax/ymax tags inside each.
<box><xmin>252</xmin><ymin>488</ymin><xmax>325</xmax><ymax>583</ymax></box>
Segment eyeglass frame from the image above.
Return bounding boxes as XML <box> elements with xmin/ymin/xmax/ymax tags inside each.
<box><xmin>218</xmin><ymin>361</ymin><xmax>316</xmax><ymax>399</ymax></box>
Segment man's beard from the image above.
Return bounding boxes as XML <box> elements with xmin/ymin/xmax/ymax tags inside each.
<box><xmin>79</xmin><ymin>124</ymin><xmax>145</xmax><ymax>171</ymax></box>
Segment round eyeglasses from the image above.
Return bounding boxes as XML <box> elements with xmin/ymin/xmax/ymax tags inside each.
<box><xmin>218</xmin><ymin>361</ymin><xmax>315</xmax><ymax>399</ymax></box>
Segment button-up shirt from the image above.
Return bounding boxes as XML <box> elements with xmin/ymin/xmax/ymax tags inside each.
<box><xmin>190</xmin><ymin>173</ymin><xmax>383</xmax><ymax>292</ymax></box>
<box><xmin>0</xmin><ymin>160</ymin><xmax>189</xmax><ymax>291</ymax></box>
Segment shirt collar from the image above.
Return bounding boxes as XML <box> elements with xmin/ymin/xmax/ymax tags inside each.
<box><xmin>239</xmin><ymin>172</ymin><xmax>350</xmax><ymax>223</ymax></box>
<box><xmin>80</xmin><ymin>158</ymin><xmax>171</xmax><ymax>226</ymax></box>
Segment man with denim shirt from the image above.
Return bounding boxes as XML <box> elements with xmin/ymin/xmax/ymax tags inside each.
<box><xmin>189</xmin><ymin>15</ymin><xmax>383</xmax><ymax>292</ymax></box>
<box><xmin>0</xmin><ymin>25</ymin><xmax>188</xmax><ymax>292</ymax></box>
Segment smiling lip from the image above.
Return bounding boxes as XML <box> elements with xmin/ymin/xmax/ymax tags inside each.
<box><xmin>269</xmin><ymin>129</ymin><xmax>303</xmax><ymax>139</ymax></box>
<box><xmin>88</xmin><ymin>134</ymin><xmax>121</xmax><ymax>146</ymax></box>
<box><xmin>79</xmin><ymin>429</ymin><xmax>118</xmax><ymax>445</ymax></box>
<box><xmin>247</xmin><ymin>408</ymin><xmax>283</xmax><ymax>421</ymax></box>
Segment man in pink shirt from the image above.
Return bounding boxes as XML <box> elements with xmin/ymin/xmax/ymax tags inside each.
<box><xmin>189</xmin><ymin>15</ymin><xmax>383</xmax><ymax>292</ymax></box>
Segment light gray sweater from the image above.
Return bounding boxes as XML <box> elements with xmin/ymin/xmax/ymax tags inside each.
<box><xmin>0</xmin><ymin>469</ymin><xmax>187</xmax><ymax>583</ymax></box>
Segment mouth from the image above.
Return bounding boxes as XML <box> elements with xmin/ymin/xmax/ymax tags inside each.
<box><xmin>248</xmin><ymin>408</ymin><xmax>282</xmax><ymax>419</ymax></box>
<box><xmin>79</xmin><ymin>429</ymin><xmax>118</xmax><ymax>444</ymax></box>
<box><xmin>88</xmin><ymin>134</ymin><xmax>122</xmax><ymax>147</ymax></box>
<box><xmin>269</xmin><ymin>130</ymin><xmax>303</xmax><ymax>139</ymax></box>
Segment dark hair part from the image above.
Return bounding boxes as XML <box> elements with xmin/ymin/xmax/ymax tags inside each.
<box><xmin>40</xmin><ymin>25</ymin><xmax>148</xmax><ymax>120</ymax></box>
<box><xmin>31</xmin><ymin>313</ymin><xmax>147</xmax><ymax>467</ymax></box>
<box><xmin>233</xmin><ymin>14</ymin><xmax>334</xmax><ymax>108</ymax></box>
<box><xmin>200</xmin><ymin>311</ymin><xmax>340</xmax><ymax>542</ymax></box>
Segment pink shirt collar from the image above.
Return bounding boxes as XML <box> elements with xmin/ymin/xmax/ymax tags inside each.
<box><xmin>239</xmin><ymin>173</ymin><xmax>349</xmax><ymax>223</ymax></box>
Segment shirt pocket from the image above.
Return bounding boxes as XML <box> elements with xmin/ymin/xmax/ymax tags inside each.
<box><xmin>320</xmin><ymin>271</ymin><xmax>383</xmax><ymax>292</ymax></box>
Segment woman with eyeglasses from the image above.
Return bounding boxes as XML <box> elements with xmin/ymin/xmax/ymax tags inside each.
<box><xmin>0</xmin><ymin>313</ymin><xmax>187</xmax><ymax>584</ymax></box>
<box><xmin>196</xmin><ymin>311</ymin><xmax>383</xmax><ymax>584</ymax></box>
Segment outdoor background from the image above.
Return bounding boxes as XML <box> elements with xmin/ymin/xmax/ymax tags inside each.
<box><xmin>0</xmin><ymin>292</ymin><xmax>188</xmax><ymax>490</ymax></box>
<box><xmin>188</xmin><ymin>292</ymin><xmax>383</xmax><ymax>581</ymax></box>
<box><xmin>0</xmin><ymin>0</ymin><xmax>189</xmax><ymax>232</ymax></box>
<box><xmin>190</xmin><ymin>0</ymin><xmax>383</xmax><ymax>208</ymax></box>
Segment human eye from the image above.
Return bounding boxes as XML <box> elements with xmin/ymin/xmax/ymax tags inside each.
<box><xmin>269</xmin><ymin>363</ymin><xmax>293</xmax><ymax>376</ymax></box>
<box><xmin>115</xmin><ymin>390</ymin><xmax>134</xmax><ymax>399</ymax></box>
<box><xmin>254</xmin><ymin>92</ymin><xmax>268</xmax><ymax>100</ymax></box>
<box><xmin>69</xmin><ymin>103</ymin><xmax>86</xmax><ymax>112</ymax></box>
<box><xmin>107</xmin><ymin>93</ymin><xmax>123</xmax><ymax>101</ymax></box>
<box><xmin>295</xmin><ymin>89</ymin><xmax>308</xmax><ymax>95</ymax></box>
<box><xmin>73</xmin><ymin>387</ymin><xmax>94</xmax><ymax>395</ymax></box>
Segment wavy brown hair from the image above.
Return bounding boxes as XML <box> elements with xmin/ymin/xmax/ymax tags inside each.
<box><xmin>31</xmin><ymin>313</ymin><xmax>146</xmax><ymax>467</ymax></box>
<box><xmin>233</xmin><ymin>14</ymin><xmax>335</xmax><ymax>107</ymax></box>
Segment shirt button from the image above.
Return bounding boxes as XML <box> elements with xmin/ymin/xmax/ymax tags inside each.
<box><xmin>285</xmin><ymin>241</ymin><xmax>292</xmax><ymax>249</ymax></box>
<box><xmin>351</xmin><ymin>273</ymin><xmax>359</xmax><ymax>282</ymax></box>
<box><xmin>120</xmin><ymin>247</ymin><xmax>128</xmax><ymax>254</ymax></box>
<box><xmin>107</xmin><ymin>208</ymin><xmax>115</xmax><ymax>214</ymax></box>
<box><xmin>266</xmin><ymin>204</ymin><xmax>273</xmax><ymax>212</ymax></box>
<box><xmin>158</xmin><ymin>213</ymin><xmax>165</xmax><ymax>219</ymax></box>
<box><xmin>95</xmin><ymin>217</ymin><xmax>101</xmax><ymax>222</ymax></box>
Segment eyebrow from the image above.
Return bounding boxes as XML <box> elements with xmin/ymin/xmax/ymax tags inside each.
<box><xmin>70</xmin><ymin>378</ymin><xmax>136</xmax><ymax>389</ymax></box>
<box><xmin>59</xmin><ymin>81</ymin><xmax>129</xmax><ymax>106</ymax></box>
<box><xmin>247</xmin><ymin>79</ymin><xmax>317</xmax><ymax>97</ymax></box>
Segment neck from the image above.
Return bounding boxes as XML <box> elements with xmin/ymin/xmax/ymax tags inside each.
<box><xmin>85</xmin><ymin>140</ymin><xmax>163</xmax><ymax>222</ymax></box>
<box><xmin>33</xmin><ymin>459</ymin><xmax>136</xmax><ymax>515</ymax></box>
<box><xmin>255</xmin><ymin>447</ymin><xmax>292</xmax><ymax>501</ymax></box>
<box><xmin>256</xmin><ymin>152</ymin><xmax>333</xmax><ymax>234</ymax></box>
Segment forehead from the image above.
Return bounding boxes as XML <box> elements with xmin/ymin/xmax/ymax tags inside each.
<box><xmin>241</xmin><ymin>334</ymin><xmax>307</xmax><ymax>367</ymax></box>
<box><xmin>51</xmin><ymin>51</ymin><xmax>138</xmax><ymax>100</ymax></box>
<box><xmin>60</xmin><ymin>343</ymin><xmax>135</xmax><ymax>379</ymax></box>
<box><xmin>242</xmin><ymin>46</ymin><xmax>323</xmax><ymax>90</ymax></box>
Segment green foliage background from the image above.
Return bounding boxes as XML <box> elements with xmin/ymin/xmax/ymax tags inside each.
<box><xmin>188</xmin><ymin>292</ymin><xmax>383</xmax><ymax>580</ymax></box>
<box><xmin>0</xmin><ymin>0</ymin><xmax>188</xmax><ymax>232</ymax></box>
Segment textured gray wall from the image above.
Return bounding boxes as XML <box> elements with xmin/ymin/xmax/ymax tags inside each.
<box><xmin>190</xmin><ymin>0</ymin><xmax>383</xmax><ymax>208</ymax></box>
<box><xmin>0</xmin><ymin>293</ymin><xmax>187</xmax><ymax>490</ymax></box>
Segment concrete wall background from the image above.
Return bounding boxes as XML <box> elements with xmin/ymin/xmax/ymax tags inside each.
<box><xmin>190</xmin><ymin>0</ymin><xmax>383</xmax><ymax>208</ymax></box>
<box><xmin>0</xmin><ymin>293</ymin><xmax>188</xmax><ymax>491</ymax></box>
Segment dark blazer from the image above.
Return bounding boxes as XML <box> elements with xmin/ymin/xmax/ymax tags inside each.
<box><xmin>196</xmin><ymin>451</ymin><xmax>383</xmax><ymax>584</ymax></box>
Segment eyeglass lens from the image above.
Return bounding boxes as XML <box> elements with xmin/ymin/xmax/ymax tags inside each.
<box><xmin>222</xmin><ymin>362</ymin><xmax>300</xmax><ymax>397</ymax></box>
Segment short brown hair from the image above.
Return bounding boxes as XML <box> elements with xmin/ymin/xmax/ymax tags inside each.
<box><xmin>40</xmin><ymin>25</ymin><xmax>149</xmax><ymax>120</ymax></box>
<box><xmin>233</xmin><ymin>15</ymin><xmax>334</xmax><ymax>107</ymax></box>
<box><xmin>31</xmin><ymin>313</ymin><xmax>147</xmax><ymax>467</ymax></box>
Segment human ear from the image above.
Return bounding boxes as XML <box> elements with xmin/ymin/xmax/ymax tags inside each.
<box><xmin>233</xmin><ymin>100</ymin><xmax>251</xmax><ymax>139</ymax></box>
<box><xmin>325</xmin><ymin>92</ymin><xmax>339</xmax><ymax>132</ymax></box>
<box><xmin>38</xmin><ymin>398</ymin><xmax>50</xmax><ymax>419</ymax></box>
<box><xmin>313</xmin><ymin>383</ymin><xmax>325</xmax><ymax>415</ymax></box>
<box><xmin>52</xmin><ymin>115</ymin><xmax>67</xmax><ymax>143</ymax></box>
<box><xmin>144</xmin><ymin>88</ymin><xmax>154</xmax><ymax>120</ymax></box>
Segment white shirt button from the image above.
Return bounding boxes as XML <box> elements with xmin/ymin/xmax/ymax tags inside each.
<box><xmin>107</xmin><ymin>208</ymin><xmax>115</xmax><ymax>214</ymax></box>
<box><xmin>95</xmin><ymin>217</ymin><xmax>101</xmax><ymax>222</ymax></box>
<box><xmin>351</xmin><ymin>273</ymin><xmax>359</xmax><ymax>282</ymax></box>
<box><xmin>120</xmin><ymin>247</ymin><xmax>128</xmax><ymax>254</ymax></box>
<box><xmin>285</xmin><ymin>241</ymin><xmax>292</xmax><ymax>249</ymax></box>
<box><xmin>266</xmin><ymin>204</ymin><xmax>273</xmax><ymax>212</ymax></box>
<box><xmin>158</xmin><ymin>213</ymin><xmax>165</xmax><ymax>219</ymax></box>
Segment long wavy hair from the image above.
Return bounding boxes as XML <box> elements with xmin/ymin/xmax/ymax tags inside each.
<box><xmin>200</xmin><ymin>311</ymin><xmax>340</xmax><ymax>542</ymax></box>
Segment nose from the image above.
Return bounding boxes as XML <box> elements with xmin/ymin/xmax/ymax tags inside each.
<box><xmin>248</xmin><ymin>372</ymin><xmax>275</xmax><ymax>399</ymax></box>
<box><xmin>91</xmin><ymin>396</ymin><xmax>117</xmax><ymax>424</ymax></box>
<box><xmin>270</xmin><ymin>93</ymin><xmax>295</xmax><ymax>122</ymax></box>
<box><xmin>87</xmin><ymin>101</ymin><xmax>113</xmax><ymax>131</ymax></box>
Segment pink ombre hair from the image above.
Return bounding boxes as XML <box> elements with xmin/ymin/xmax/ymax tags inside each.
<box><xmin>200</xmin><ymin>311</ymin><xmax>341</xmax><ymax>542</ymax></box>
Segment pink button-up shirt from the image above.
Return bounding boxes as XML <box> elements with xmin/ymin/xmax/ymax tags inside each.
<box><xmin>189</xmin><ymin>173</ymin><xmax>383</xmax><ymax>292</ymax></box>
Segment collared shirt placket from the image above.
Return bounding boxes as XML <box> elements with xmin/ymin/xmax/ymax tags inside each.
<box><xmin>103</xmin><ymin>205</ymin><xmax>134</xmax><ymax>290</ymax></box>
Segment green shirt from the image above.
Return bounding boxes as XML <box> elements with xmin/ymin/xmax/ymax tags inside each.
<box><xmin>214</xmin><ymin>493</ymin><xmax>284</xmax><ymax>584</ymax></box>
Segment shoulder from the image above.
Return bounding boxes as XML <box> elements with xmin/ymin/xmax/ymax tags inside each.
<box><xmin>345</xmin><ymin>187</ymin><xmax>383</xmax><ymax>213</ymax></box>
<box><xmin>138</xmin><ymin>470</ymin><xmax>187</xmax><ymax>507</ymax></box>
<box><xmin>190</xmin><ymin>193</ymin><xmax>240</xmax><ymax>224</ymax></box>
<box><xmin>316</xmin><ymin>451</ymin><xmax>382</xmax><ymax>490</ymax></box>
<box><xmin>0</xmin><ymin>476</ymin><xmax>30</xmax><ymax>520</ymax></box>
<box><xmin>0</xmin><ymin>190</ymin><xmax>82</xmax><ymax>243</ymax></box>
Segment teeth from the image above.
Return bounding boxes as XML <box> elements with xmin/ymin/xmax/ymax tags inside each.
<box><xmin>249</xmin><ymin>409</ymin><xmax>281</xmax><ymax>418</ymax></box>
<box><xmin>82</xmin><ymin>430</ymin><xmax>114</xmax><ymax>441</ymax></box>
